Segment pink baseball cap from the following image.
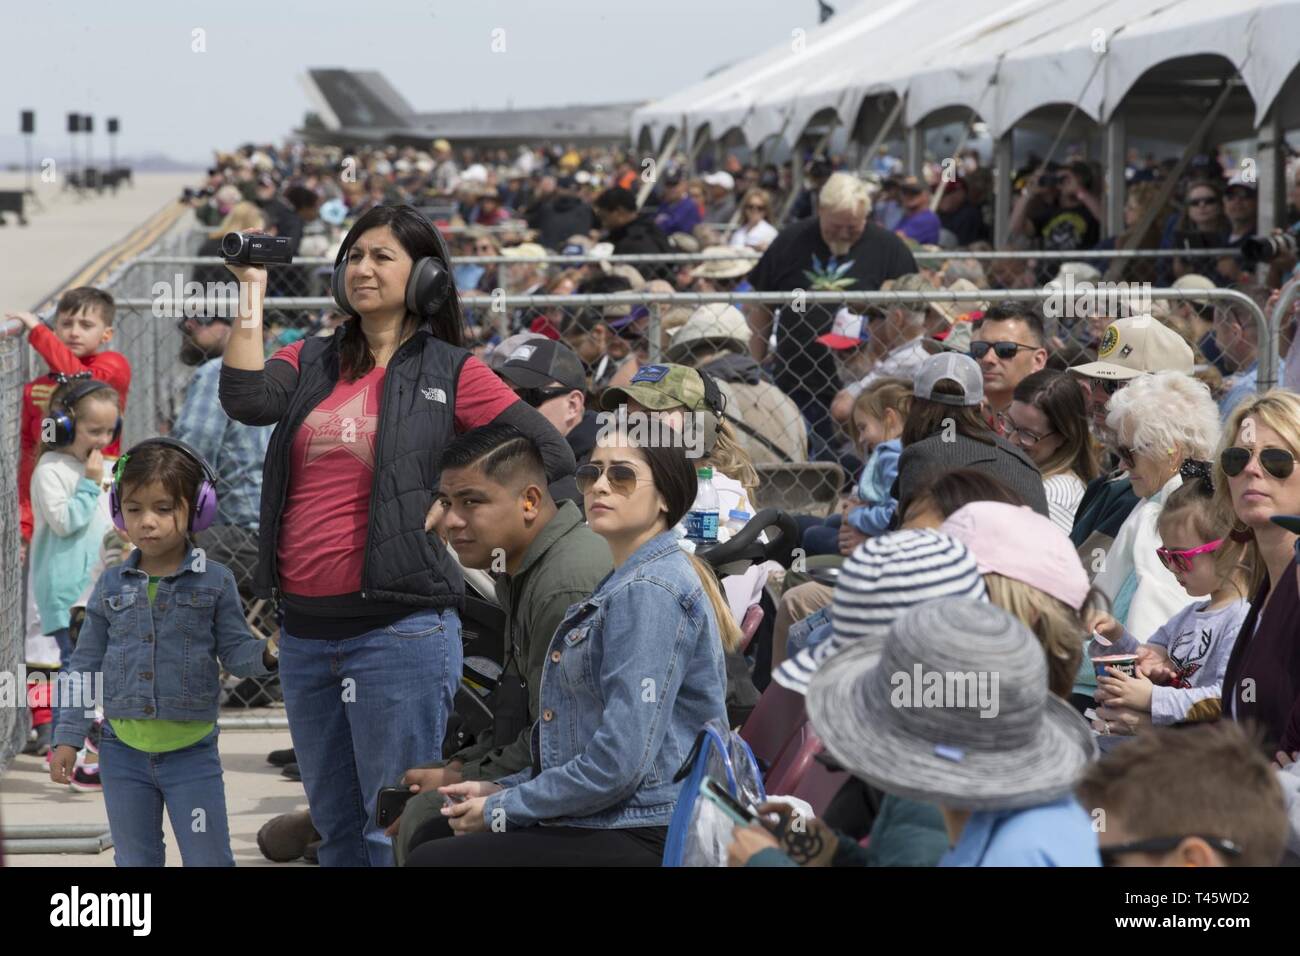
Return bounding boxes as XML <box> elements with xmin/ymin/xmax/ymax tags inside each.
<box><xmin>940</xmin><ymin>502</ymin><xmax>1089</xmax><ymax>611</ymax></box>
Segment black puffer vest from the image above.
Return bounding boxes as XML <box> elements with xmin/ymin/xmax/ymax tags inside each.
<box><xmin>254</xmin><ymin>329</ymin><xmax>466</xmax><ymax>612</ymax></box>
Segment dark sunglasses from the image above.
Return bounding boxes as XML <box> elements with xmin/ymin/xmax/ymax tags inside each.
<box><xmin>969</xmin><ymin>340</ymin><xmax>1038</xmax><ymax>361</ymax></box>
<box><xmin>1186</xmin><ymin>196</ymin><xmax>1219</xmax><ymax>207</ymax></box>
<box><xmin>1100</xmin><ymin>835</ymin><xmax>1242</xmax><ymax>867</ymax></box>
<box><xmin>575</xmin><ymin>462</ymin><xmax>654</xmax><ymax>497</ymax></box>
<box><xmin>515</xmin><ymin>385</ymin><xmax>574</xmax><ymax>408</ymax></box>
<box><xmin>743</xmin><ymin>203</ymin><xmax>767</xmax><ymax>212</ymax></box>
<box><xmin>1092</xmin><ymin>377</ymin><xmax>1122</xmax><ymax>396</ymax></box>
<box><xmin>1117</xmin><ymin>445</ymin><xmax>1137</xmax><ymax>468</ymax></box>
<box><xmin>1220</xmin><ymin>446</ymin><xmax>1296</xmax><ymax>480</ymax></box>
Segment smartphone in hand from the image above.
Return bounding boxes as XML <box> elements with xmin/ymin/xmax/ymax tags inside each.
<box><xmin>375</xmin><ymin>786</ymin><xmax>415</xmax><ymax>828</ymax></box>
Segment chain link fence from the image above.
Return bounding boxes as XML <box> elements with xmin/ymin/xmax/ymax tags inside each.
<box><xmin>5</xmin><ymin>226</ymin><xmax>1295</xmax><ymax>769</ymax></box>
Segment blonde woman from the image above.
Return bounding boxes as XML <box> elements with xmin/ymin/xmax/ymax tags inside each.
<box><xmin>1215</xmin><ymin>390</ymin><xmax>1300</xmax><ymax>753</ymax></box>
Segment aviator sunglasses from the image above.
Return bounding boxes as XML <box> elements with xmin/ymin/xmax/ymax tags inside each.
<box><xmin>575</xmin><ymin>462</ymin><xmax>655</xmax><ymax>497</ymax></box>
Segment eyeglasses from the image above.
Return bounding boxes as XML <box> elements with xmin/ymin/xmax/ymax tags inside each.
<box><xmin>1186</xmin><ymin>196</ymin><xmax>1219</xmax><ymax>208</ymax></box>
<box><xmin>743</xmin><ymin>204</ymin><xmax>767</xmax><ymax>212</ymax></box>
<box><xmin>1156</xmin><ymin>539</ymin><xmax>1223</xmax><ymax>574</ymax></box>
<box><xmin>995</xmin><ymin>412</ymin><xmax>1055</xmax><ymax>447</ymax></box>
<box><xmin>1220</xmin><ymin>446</ymin><xmax>1296</xmax><ymax>480</ymax></box>
<box><xmin>515</xmin><ymin>386</ymin><xmax>574</xmax><ymax>408</ymax></box>
<box><xmin>969</xmin><ymin>340</ymin><xmax>1039</xmax><ymax>361</ymax></box>
<box><xmin>575</xmin><ymin>462</ymin><xmax>654</xmax><ymax>497</ymax></box>
<box><xmin>1116</xmin><ymin>445</ymin><xmax>1138</xmax><ymax>468</ymax></box>
<box><xmin>1100</xmin><ymin>835</ymin><xmax>1242</xmax><ymax>867</ymax></box>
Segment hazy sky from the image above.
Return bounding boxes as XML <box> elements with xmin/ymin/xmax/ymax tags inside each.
<box><xmin>2</xmin><ymin>0</ymin><xmax>858</xmax><ymax>166</ymax></box>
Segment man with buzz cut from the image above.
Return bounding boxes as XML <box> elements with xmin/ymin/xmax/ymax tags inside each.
<box><xmin>255</xmin><ymin>424</ymin><xmax>611</xmax><ymax>866</ymax></box>
<box><xmin>392</xmin><ymin>423</ymin><xmax>612</xmax><ymax>864</ymax></box>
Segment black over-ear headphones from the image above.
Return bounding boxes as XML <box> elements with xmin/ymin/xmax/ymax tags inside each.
<box><xmin>48</xmin><ymin>373</ymin><xmax>122</xmax><ymax>447</ymax></box>
<box><xmin>331</xmin><ymin>220</ymin><xmax>452</xmax><ymax>320</ymax></box>
<box><xmin>695</xmin><ymin>367</ymin><xmax>727</xmax><ymax>420</ymax></box>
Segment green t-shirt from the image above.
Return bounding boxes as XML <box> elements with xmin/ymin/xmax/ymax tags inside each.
<box><xmin>109</xmin><ymin>575</ymin><xmax>216</xmax><ymax>753</ymax></box>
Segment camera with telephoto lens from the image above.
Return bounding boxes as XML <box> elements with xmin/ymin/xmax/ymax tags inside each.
<box><xmin>1241</xmin><ymin>227</ymin><xmax>1300</xmax><ymax>263</ymax></box>
<box><xmin>221</xmin><ymin>232</ymin><xmax>294</xmax><ymax>265</ymax></box>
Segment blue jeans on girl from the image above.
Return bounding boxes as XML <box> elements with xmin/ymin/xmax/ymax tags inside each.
<box><xmin>98</xmin><ymin>721</ymin><xmax>235</xmax><ymax>866</ymax></box>
<box><xmin>278</xmin><ymin>607</ymin><xmax>462</xmax><ymax>867</ymax></box>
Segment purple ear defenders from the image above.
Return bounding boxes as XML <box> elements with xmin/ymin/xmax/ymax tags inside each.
<box><xmin>109</xmin><ymin>437</ymin><xmax>219</xmax><ymax>533</ymax></box>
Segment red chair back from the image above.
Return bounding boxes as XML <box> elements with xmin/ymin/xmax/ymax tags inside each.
<box><xmin>738</xmin><ymin>681</ymin><xmax>806</xmax><ymax>774</ymax></box>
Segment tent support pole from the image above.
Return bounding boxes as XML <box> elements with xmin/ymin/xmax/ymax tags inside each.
<box><xmin>1104</xmin><ymin>113</ymin><xmax>1126</xmax><ymax>236</ymax></box>
<box><xmin>932</xmin><ymin>109</ymin><xmax>980</xmax><ymax>212</ymax></box>
<box><xmin>993</xmin><ymin>131</ymin><xmax>1012</xmax><ymax>249</ymax></box>
<box><xmin>1255</xmin><ymin>106</ymin><xmax>1285</xmax><ymax>251</ymax></box>
<box><xmin>1104</xmin><ymin>75</ymin><xmax>1238</xmax><ymax>281</ymax></box>
<box><xmin>638</xmin><ymin>127</ymin><xmax>682</xmax><ymax>210</ymax></box>
<box><xmin>856</xmin><ymin>96</ymin><xmax>905</xmax><ymax>176</ymax></box>
<box><xmin>905</xmin><ymin>125</ymin><xmax>923</xmax><ymax>178</ymax></box>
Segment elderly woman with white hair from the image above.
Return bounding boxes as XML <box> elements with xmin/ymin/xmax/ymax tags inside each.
<box><xmin>1087</xmin><ymin>371</ymin><xmax>1222</xmax><ymax>642</ymax></box>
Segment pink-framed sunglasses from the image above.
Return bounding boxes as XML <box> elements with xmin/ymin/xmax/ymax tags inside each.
<box><xmin>1155</xmin><ymin>539</ymin><xmax>1223</xmax><ymax>574</ymax></box>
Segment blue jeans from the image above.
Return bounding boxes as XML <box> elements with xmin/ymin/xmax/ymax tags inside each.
<box><xmin>279</xmin><ymin>607</ymin><xmax>462</xmax><ymax>867</ymax></box>
<box><xmin>98</xmin><ymin>721</ymin><xmax>234</xmax><ymax>866</ymax></box>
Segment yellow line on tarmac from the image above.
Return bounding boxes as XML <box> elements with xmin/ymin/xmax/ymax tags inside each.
<box><xmin>31</xmin><ymin>199</ymin><xmax>188</xmax><ymax>312</ymax></box>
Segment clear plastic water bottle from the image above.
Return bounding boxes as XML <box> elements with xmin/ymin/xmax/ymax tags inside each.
<box><xmin>724</xmin><ymin>509</ymin><xmax>751</xmax><ymax>537</ymax></box>
<box><xmin>685</xmin><ymin>466</ymin><xmax>720</xmax><ymax>544</ymax></box>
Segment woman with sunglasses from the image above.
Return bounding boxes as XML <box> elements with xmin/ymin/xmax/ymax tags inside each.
<box><xmin>1086</xmin><ymin>372</ymin><xmax>1220</xmax><ymax>693</ymax></box>
<box><xmin>1088</xmin><ymin>465</ymin><xmax>1250</xmax><ymax>740</ymax></box>
<box><xmin>1215</xmin><ymin>390</ymin><xmax>1300</xmax><ymax>754</ymax></box>
<box><xmin>729</xmin><ymin>188</ymin><xmax>777</xmax><ymax>252</ymax></box>
<box><xmin>409</xmin><ymin>419</ymin><xmax>737</xmax><ymax>866</ymax></box>
<box><xmin>1000</xmin><ymin>369</ymin><xmax>1100</xmax><ymax>533</ymax></box>
<box><xmin>1161</xmin><ymin>179</ymin><xmax>1231</xmax><ymax>285</ymax></box>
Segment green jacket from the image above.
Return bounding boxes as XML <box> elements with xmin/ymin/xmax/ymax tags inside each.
<box><xmin>454</xmin><ymin>500</ymin><xmax>613</xmax><ymax>780</ymax></box>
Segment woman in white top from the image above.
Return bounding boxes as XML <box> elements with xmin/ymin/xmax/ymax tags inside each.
<box><xmin>728</xmin><ymin>188</ymin><xmax>778</xmax><ymax>252</ymax></box>
<box><xmin>997</xmin><ymin>369</ymin><xmax>1099</xmax><ymax>534</ymax></box>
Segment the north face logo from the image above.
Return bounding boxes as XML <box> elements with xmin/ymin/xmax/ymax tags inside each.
<box><xmin>422</xmin><ymin>387</ymin><xmax>446</xmax><ymax>403</ymax></box>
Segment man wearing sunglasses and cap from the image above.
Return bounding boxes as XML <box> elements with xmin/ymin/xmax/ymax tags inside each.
<box><xmin>1068</xmin><ymin>315</ymin><xmax>1195</xmax><ymax>561</ymax></box>
<box><xmin>498</xmin><ymin>339</ymin><xmax>600</xmax><ymax>508</ymax></box>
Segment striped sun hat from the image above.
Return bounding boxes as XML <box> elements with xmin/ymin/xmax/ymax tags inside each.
<box><xmin>773</xmin><ymin>530</ymin><xmax>988</xmax><ymax>695</ymax></box>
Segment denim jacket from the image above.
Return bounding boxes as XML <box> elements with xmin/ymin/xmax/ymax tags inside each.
<box><xmin>483</xmin><ymin>530</ymin><xmax>727</xmax><ymax>830</ymax></box>
<box><xmin>52</xmin><ymin>548</ymin><xmax>273</xmax><ymax>750</ymax></box>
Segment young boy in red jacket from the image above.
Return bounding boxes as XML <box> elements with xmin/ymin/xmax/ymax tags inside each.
<box><xmin>8</xmin><ymin>287</ymin><xmax>132</xmax><ymax>543</ymax></box>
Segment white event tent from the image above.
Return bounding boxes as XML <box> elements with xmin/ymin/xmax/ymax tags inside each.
<box><xmin>631</xmin><ymin>0</ymin><xmax>1300</xmax><ymax>239</ymax></box>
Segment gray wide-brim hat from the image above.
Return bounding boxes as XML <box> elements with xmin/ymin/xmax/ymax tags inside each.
<box><xmin>806</xmin><ymin>598</ymin><xmax>1097</xmax><ymax>812</ymax></box>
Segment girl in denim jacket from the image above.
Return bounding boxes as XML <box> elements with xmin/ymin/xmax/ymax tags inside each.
<box><xmin>407</xmin><ymin>420</ymin><xmax>736</xmax><ymax>866</ymax></box>
<box><xmin>51</xmin><ymin>438</ymin><xmax>277</xmax><ymax>866</ymax></box>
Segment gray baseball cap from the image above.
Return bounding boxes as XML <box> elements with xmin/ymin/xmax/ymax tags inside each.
<box><xmin>913</xmin><ymin>351</ymin><xmax>984</xmax><ymax>407</ymax></box>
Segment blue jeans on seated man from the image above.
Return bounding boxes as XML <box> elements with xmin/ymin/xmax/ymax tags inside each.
<box><xmin>278</xmin><ymin>607</ymin><xmax>462</xmax><ymax>867</ymax></box>
<box><xmin>98</xmin><ymin>721</ymin><xmax>235</xmax><ymax>866</ymax></box>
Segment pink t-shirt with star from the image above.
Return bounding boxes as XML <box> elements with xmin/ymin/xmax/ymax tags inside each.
<box><xmin>269</xmin><ymin>341</ymin><xmax>516</xmax><ymax>598</ymax></box>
